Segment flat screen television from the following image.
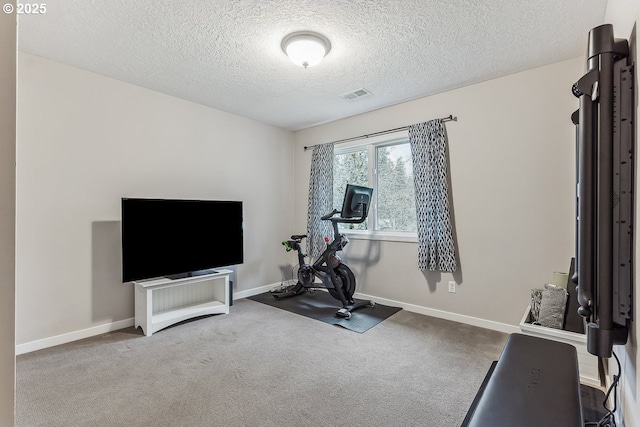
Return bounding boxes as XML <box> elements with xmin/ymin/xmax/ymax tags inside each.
<box><xmin>121</xmin><ymin>198</ymin><xmax>243</xmax><ymax>282</ymax></box>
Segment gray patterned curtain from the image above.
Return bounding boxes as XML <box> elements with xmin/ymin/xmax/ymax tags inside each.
<box><xmin>307</xmin><ymin>142</ymin><xmax>335</xmax><ymax>259</ymax></box>
<box><xmin>409</xmin><ymin>120</ymin><xmax>457</xmax><ymax>271</ymax></box>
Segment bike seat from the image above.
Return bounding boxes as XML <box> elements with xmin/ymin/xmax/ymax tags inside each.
<box><xmin>291</xmin><ymin>234</ymin><xmax>307</xmax><ymax>240</ymax></box>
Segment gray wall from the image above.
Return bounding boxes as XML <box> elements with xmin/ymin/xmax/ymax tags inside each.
<box><xmin>16</xmin><ymin>53</ymin><xmax>295</xmax><ymax>345</ymax></box>
<box><xmin>293</xmin><ymin>58</ymin><xmax>580</xmax><ymax>327</ymax></box>
<box><xmin>605</xmin><ymin>1</ymin><xmax>640</xmax><ymax>425</ymax></box>
<box><xmin>0</xmin><ymin>2</ymin><xmax>16</xmax><ymax>425</ymax></box>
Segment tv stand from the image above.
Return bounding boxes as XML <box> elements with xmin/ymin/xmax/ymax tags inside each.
<box><xmin>134</xmin><ymin>269</ymin><xmax>231</xmax><ymax>336</ymax></box>
<box><xmin>165</xmin><ymin>269</ymin><xmax>219</xmax><ymax>280</ymax></box>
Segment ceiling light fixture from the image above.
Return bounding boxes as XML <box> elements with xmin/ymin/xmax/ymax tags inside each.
<box><xmin>281</xmin><ymin>31</ymin><xmax>331</xmax><ymax>68</ymax></box>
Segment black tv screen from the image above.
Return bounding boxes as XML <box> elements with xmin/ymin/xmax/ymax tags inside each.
<box><xmin>121</xmin><ymin>198</ymin><xmax>243</xmax><ymax>282</ymax></box>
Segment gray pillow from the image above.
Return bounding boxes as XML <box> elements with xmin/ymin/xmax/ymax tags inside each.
<box><xmin>530</xmin><ymin>289</ymin><xmax>543</xmax><ymax>322</ymax></box>
<box><xmin>536</xmin><ymin>285</ymin><xmax>568</xmax><ymax>329</ymax></box>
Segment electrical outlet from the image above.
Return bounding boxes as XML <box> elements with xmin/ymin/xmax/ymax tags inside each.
<box><xmin>448</xmin><ymin>281</ymin><xmax>456</xmax><ymax>293</ymax></box>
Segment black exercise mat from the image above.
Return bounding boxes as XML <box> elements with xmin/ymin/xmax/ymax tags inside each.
<box><xmin>248</xmin><ymin>290</ymin><xmax>401</xmax><ymax>333</ymax></box>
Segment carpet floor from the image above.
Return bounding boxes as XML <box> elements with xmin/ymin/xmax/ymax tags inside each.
<box><xmin>17</xmin><ymin>299</ymin><xmax>508</xmax><ymax>427</ymax></box>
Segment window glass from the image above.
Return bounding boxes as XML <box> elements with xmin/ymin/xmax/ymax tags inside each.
<box><xmin>376</xmin><ymin>143</ymin><xmax>416</xmax><ymax>232</ymax></box>
<box><xmin>333</xmin><ymin>149</ymin><xmax>368</xmax><ymax>230</ymax></box>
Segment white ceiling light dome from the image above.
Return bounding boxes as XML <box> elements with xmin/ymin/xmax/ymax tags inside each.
<box><xmin>281</xmin><ymin>31</ymin><xmax>331</xmax><ymax>68</ymax></box>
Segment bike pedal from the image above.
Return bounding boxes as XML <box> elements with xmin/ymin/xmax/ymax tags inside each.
<box><xmin>336</xmin><ymin>308</ymin><xmax>351</xmax><ymax>319</ymax></box>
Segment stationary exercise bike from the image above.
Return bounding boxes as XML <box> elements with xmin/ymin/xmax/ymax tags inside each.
<box><xmin>272</xmin><ymin>184</ymin><xmax>375</xmax><ymax>319</ymax></box>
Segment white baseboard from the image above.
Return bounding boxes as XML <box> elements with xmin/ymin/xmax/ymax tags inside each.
<box><xmin>614</xmin><ymin>346</ymin><xmax>634</xmax><ymax>427</ymax></box>
<box><xmin>353</xmin><ymin>291</ymin><xmax>520</xmax><ymax>335</ymax></box>
<box><xmin>16</xmin><ymin>318</ymin><xmax>135</xmax><ymax>355</ymax></box>
<box><xmin>16</xmin><ymin>284</ymin><xmax>282</xmax><ymax>355</ymax></box>
<box><xmin>238</xmin><ymin>283</ymin><xmax>520</xmax><ymax>334</ymax></box>
<box><xmin>16</xmin><ymin>283</ymin><xmax>520</xmax><ymax>355</ymax></box>
<box><xmin>620</xmin><ymin>382</ymin><xmax>634</xmax><ymax>427</ymax></box>
<box><xmin>233</xmin><ymin>282</ymin><xmax>283</xmax><ymax>300</ymax></box>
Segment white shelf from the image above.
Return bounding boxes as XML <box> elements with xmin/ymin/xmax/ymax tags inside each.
<box><xmin>153</xmin><ymin>300</ymin><xmax>224</xmax><ymax>321</ymax></box>
<box><xmin>134</xmin><ymin>270</ymin><xmax>231</xmax><ymax>336</ymax></box>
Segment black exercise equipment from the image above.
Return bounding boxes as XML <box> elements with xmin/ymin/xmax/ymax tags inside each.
<box><xmin>462</xmin><ymin>334</ymin><xmax>583</xmax><ymax>427</ymax></box>
<box><xmin>571</xmin><ymin>24</ymin><xmax>634</xmax><ymax>358</ymax></box>
<box><xmin>272</xmin><ymin>184</ymin><xmax>374</xmax><ymax>319</ymax></box>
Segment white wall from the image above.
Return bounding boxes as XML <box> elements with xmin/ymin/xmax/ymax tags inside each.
<box><xmin>606</xmin><ymin>2</ymin><xmax>640</xmax><ymax>425</ymax></box>
<box><xmin>293</xmin><ymin>58</ymin><xmax>580</xmax><ymax>327</ymax></box>
<box><xmin>16</xmin><ymin>53</ymin><xmax>295</xmax><ymax>345</ymax></box>
<box><xmin>0</xmin><ymin>3</ymin><xmax>16</xmax><ymax>425</ymax></box>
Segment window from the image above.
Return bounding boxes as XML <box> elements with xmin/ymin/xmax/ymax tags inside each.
<box><xmin>333</xmin><ymin>131</ymin><xmax>417</xmax><ymax>240</ymax></box>
<box><xmin>333</xmin><ymin>148</ymin><xmax>368</xmax><ymax>230</ymax></box>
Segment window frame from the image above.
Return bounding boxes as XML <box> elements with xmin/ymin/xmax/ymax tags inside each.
<box><xmin>334</xmin><ymin>130</ymin><xmax>417</xmax><ymax>243</ymax></box>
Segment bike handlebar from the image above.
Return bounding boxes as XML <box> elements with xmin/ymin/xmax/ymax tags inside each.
<box><xmin>320</xmin><ymin>204</ymin><xmax>369</xmax><ymax>225</ymax></box>
<box><xmin>321</xmin><ymin>209</ymin><xmax>340</xmax><ymax>220</ymax></box>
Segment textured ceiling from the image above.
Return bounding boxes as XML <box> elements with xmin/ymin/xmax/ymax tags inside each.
<box><xmin>18</xmin><ymin>0</ymin><xmax>608</xmax><ymax>131</ymax></box>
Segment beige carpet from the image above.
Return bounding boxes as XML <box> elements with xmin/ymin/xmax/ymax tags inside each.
<box><xmin>17</xmin><ymin>299</ymin><xmax>508</xmax><ymax>426</ymax></box>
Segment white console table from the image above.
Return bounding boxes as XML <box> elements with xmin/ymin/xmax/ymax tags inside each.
<box><xmin>134</xmin><ymin>269</ymin><xmax>231</xmax><ymax>336</ymax></box>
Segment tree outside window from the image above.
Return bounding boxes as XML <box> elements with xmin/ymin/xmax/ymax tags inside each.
<box><xmin>333</xmin><ymin>139</ymin><xmax>416</xmax><ymax>235</ymax></box>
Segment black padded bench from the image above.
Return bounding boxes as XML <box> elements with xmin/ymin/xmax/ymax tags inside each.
<box><xmin>462</xmin><ymin>333</ymin><xmax>583</xmax><ymax>427</ymax></box>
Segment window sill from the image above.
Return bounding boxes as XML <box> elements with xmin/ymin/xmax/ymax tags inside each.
<box><xmin>341</xmin><ymin>230</ymin><xmax>418</xmax><ymax>243</ymax></box>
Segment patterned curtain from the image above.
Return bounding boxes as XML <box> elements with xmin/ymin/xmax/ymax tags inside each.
<box><xmin>307</xmin><ymin>142</ymin><xmax>335</xmax><ymax>259</ymax></box>
<box><xmin>409</xmin><ymin>120</ymin><xmax>457</xmax><ymax>271</ymax></box>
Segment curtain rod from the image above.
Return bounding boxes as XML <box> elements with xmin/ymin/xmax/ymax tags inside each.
<box><xmin>303</xmin><ymin>114</ymin><xmax>457</xmax><ymax>151</ymax></box>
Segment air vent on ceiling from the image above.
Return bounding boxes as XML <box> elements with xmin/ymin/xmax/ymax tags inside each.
<box><xmin>340</xmin><ymin>87</ymin><xmax>372</xmax><ymax>101</ymax></box>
